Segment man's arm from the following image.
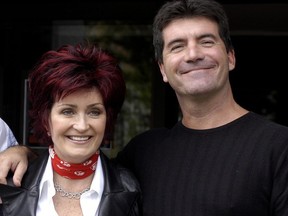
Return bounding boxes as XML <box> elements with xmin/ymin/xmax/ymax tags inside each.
<box><xmin>0</xmin><ymin>145</ymin><xmax>37</xmax><ymax>186</ymax></box>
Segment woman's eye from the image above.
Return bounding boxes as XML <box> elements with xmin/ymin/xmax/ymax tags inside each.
<box><xmin>62</xmin><ymin>109</ymin><xmax>74</xmax><ymax>116</ymax></box>
<box><xmin>89</xmin><ymin>110</ymin><xmax>101</xmax><ymax>117</ymax></box>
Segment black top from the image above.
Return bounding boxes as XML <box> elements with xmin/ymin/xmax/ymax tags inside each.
<box><xmin>116</xmin><ymin>112</ymin><xmax>288</xmax><ymax>216</ymax></box>
<box><xmin>0</xmin><ymin>151</ymin><xmax>142</xmax><ymax>216</ymax></box>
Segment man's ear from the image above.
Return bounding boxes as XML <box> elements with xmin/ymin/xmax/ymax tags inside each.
<box><xmin>158</xmin><ymin>62</ymin><xmax>168</xmax><ymax>83</ymax></box>
<box><xmin>228</xmin><ymin>49</ymin><xmax>236</xmax><ymax>71</ymax></box>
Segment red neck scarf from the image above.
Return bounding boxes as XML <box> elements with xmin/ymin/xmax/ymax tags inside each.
<box><xmin>49</xmin><ymin>146</ymin><xmax>100</xmax><ymax>179</ymax></box>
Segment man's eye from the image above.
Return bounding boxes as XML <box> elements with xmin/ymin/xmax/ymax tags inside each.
<box><xmin>199</xmin><ymin>40</ymin><xmax>217</xmax><ymax>48</ymax></box>
<box><xmin>170</xmin><ymin>45</ymin><xmax>184</xmax><ymax>52</ymax></box>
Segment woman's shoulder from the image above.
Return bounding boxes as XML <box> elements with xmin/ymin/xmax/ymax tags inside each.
<box><xmin>116</xmin><ymin>163</ymin><xmax>141</xmax><ymax>192</ymax></box>
<box><xmin>102</xmin><ymin>152</ymin><xmax>141</xmax><ymax>192</ymax></box>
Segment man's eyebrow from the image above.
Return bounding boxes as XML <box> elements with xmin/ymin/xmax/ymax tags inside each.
<box><xmin>166</xmin><ymin>33</ymin><xmax>218</xmax><ymax>47</ymax></box>
<box><xmin>197</xmin><ymin>33</ymin><xmax>218</xmax><ymax>40</ymax></box>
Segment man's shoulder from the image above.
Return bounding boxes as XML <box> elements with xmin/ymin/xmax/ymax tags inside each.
<box><xmin>249</xmin><ymin>112</ymin><xmax>288</xmax><ymax>131</ymax></box>
<box><xmin>132</xmin><ymin>126</ymin><xmax>171</xmax><ymax>142</ymax></box>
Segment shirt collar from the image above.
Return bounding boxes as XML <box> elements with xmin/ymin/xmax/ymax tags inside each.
<box><xmin>39</xmin><ymin>153</ymin><xmax>104</xmax><ymax>200</ymax></box>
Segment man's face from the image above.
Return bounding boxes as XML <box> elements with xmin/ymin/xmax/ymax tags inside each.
<box><xmin>159</xmin><ymin>17</ymin><xmax>235</xmax><ymax>98</ymax></box>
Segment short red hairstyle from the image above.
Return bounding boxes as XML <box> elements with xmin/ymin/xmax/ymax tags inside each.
<box><xmin>28</xmin><ymin>43</ymin><xmax>126</xmax><ymax>145</ymax></box>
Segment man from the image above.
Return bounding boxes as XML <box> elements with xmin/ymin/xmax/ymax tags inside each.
<box><xmin>0</xmin><ymin>119</ymin><xmax>34</xmax><ymax>187</ymax></box>
<box><xmin>0</xmin><ymin>117</ymin><xmax>18</xmax><ymax>207</ymax></box>
<box><xmin>1</xmin><ymin>0</ymin><xmax>288</xmax><ymax>215</ymax></box>
<box><xmin>0</xmin><ymin>118</ymin><xmax>18</xmax><ymax>151</ymax></box>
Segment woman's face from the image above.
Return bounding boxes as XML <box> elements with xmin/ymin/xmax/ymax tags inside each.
<box><xmin>48</xmin><ymin>88</ymin><xmax>106</xmax><ymax>163</ymax></box>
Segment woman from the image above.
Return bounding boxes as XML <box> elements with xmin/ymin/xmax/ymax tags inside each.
<box><xmin>0</xmin><ymin>43</ymin><xmax>142</xmax><ymax>216</ymax></box>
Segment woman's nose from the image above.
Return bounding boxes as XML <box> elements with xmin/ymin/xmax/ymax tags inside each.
<box><xmin>73</xmin><ymin>116</ymin><xmax>89</xmax><ymax>131</ymax></box>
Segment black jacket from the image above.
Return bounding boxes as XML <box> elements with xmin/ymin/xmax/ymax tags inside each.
<box><xmin>0</xmin><ymin>150</ymin><xmax>142</xmax><ymax>216</ymax></box>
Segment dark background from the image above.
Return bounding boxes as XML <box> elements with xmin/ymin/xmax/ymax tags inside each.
<box><xmin>1</xmin><ymin>1</ymin><xmax>288</xmax><ymax>147</ymax></box>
